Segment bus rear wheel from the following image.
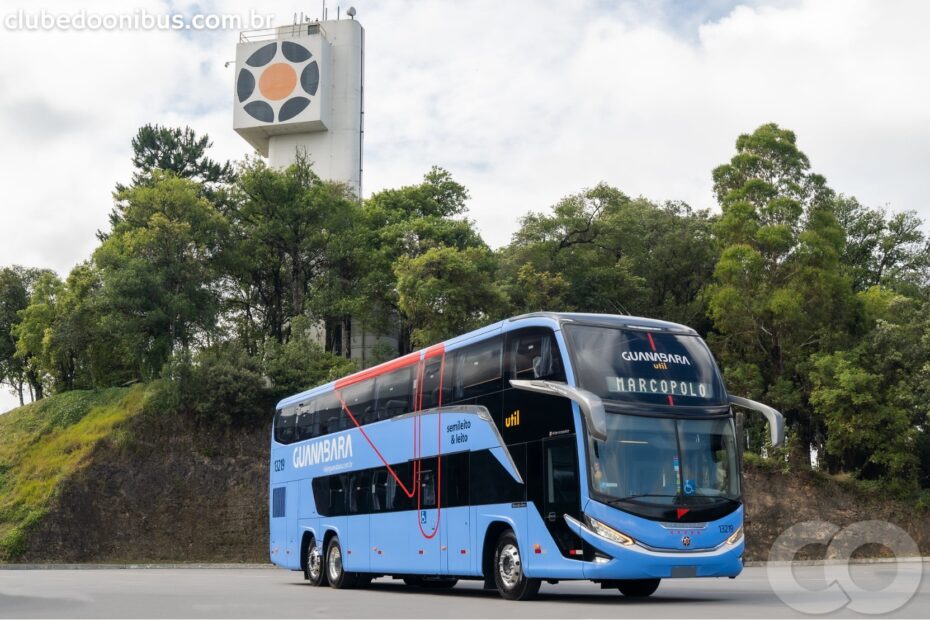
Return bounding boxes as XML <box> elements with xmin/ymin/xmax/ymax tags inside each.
<box><xmin>617</xmin><ymin>578</ymin><xmax>660</xmax><ymax>597</ymax></box>
<box><xmin>493</xmin><ymin>531</ymin><xmax>541</xmax><ymax>601</ymax></box>
<box><xmin>305</xmin><ymin>538</ymin><xmax>327</xmax><ymax>587</ymax></box>
<box><xmin>326</xmin><ymin>536</ymin><xmax>358</xmax><ymax>589</ymax></box>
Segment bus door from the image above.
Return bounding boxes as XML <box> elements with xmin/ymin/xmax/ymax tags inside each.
<box><xmin>442</xmin><ymin>451</ymin><xmax>471</xmax><ymax>575</ymax></box>
<box><xmin>408</xmin><ymin>458</ymin><xmax>442</xmax><ymax>573</ymax></box>
<box><xmin>542</xmin><ymin>435</ymin><xmax>582</xmax><ymax>556</ymax></box>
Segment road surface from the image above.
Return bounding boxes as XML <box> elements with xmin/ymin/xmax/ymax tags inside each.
<box><xmin>1</xmin><ymin>564</ymin><xmax>926</xmax><ymax>618</ymax></box>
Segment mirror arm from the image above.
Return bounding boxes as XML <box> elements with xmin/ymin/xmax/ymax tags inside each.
<box><xmin>728</xmin><ymin>395</ymin><xmax>785</xmax><ymax>448</ymax></box>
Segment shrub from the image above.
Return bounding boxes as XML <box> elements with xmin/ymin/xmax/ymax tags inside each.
<box><xmin>153</xmin><ymin>344</ymin><xmax>269</xmax><ymax>427</ymax></box>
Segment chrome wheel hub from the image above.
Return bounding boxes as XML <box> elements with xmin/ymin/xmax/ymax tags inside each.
<box><xmin>308</xmin><ymin>545</ymin><xmax>322</xmax><ymax>580</ymax></box>
<box><xmin>498</xmin><ymin>543</ymin><xmax>522</xmax><ymax>589</ymax></box>
<box><xmin>328</xmin><ymin>545</ymin><xmax>342</xmax><ymax>581</ymax></box>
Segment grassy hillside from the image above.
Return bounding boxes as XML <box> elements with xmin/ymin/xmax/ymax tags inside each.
<box><xmin>0</xmin><ymin>386</ymin><xmax>140</xmax><ymax>560</ymax></box>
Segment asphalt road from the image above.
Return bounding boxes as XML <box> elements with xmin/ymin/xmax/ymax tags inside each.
<box><xmin>1</xmin><ymin>564</ymin><xmax>927</xmax><ymax>618</ymax></box>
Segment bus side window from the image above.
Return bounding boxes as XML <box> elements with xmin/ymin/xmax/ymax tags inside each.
<box><xmin>371</xmin><ymin>470</ymin><xmax>388</xmax><ymax>512</ymax></box>
<box><xmin>508</xmin><ymin>328</ymin><xmax>566</xmax><ymax>382</ymax></box>
<box><xmin>295</xmin><ymin>400</ymin><xmax>316</xmax><ymax>442</ymax></box>
<box><xmin>348</xmin><ymin>471</ymin><xmax>371</xmax><ymax>514</ymax></box>
<box><xmin>387</xmin><ymin>461</ymin><xmax>412</xmax><ymax>511</ymax></box>
<box><xmin>274</xmin><ymin>406</ymin><xmax>297</xmax><ymax>444</ymax></box>
<box><xmin>458</xmin><ymin>336</ymin><xmax>503</xmax><ymax>400</ymax></box>
<box><xmin>341</xmin><ymin>380</ymin><xmax>375</xmax><ymax>428</ymax></box>
<box><xmin>419</xmin><ymin>463</ymin><xmax>437</xmax><ymax>508</ymax></box>
<box><xmin>375</xmin><ymin>367</ymin><xmax>413</xmax><ymax>420</ymax></box>
<box><xmin>316</xmin><ymin>393</ymin><xmax>342</xmax><ymax>436</ymax></box>
<box><xmin>327</xmin><ymin>475</ymin><xmax>347</xmax><ymax>516</ymax></box>
<box><xmin>421</xmin><ymin>357</ymin><xmax>447</xmax><ymax>409</ymax></box>
<box><xmin>442</xmin><ymin>351</ymin><xmax>463</xmax><ymax>404</ymax></box>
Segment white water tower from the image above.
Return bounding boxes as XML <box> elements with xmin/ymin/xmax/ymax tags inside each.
<box><xmin>233</xmin><ymin>14</ymin><xmax>364</xmax><ymax>195</ymax></box>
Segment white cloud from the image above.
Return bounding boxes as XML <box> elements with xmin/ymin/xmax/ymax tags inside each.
<box><xmin>2</xmin><ymin>0</ymin><xmax>929</xmax><ymax>412</ymax></box>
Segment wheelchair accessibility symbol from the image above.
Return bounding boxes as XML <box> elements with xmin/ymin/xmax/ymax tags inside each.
<box><xmin>683</xmin><ymin>479</ymin><xmax>696</xmax><ymax>495</ymax></box>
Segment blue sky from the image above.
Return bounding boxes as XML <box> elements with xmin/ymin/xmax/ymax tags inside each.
<box><xmin>1</xmin><ymin>0</ymin><xmax>929</xmax><ymax>411</ymax></box>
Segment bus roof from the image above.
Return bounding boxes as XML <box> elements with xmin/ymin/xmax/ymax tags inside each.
<box><xmin>275</xmin><ymin>312</ymin><xmax>698</xmax><ymax>410</ymax></box>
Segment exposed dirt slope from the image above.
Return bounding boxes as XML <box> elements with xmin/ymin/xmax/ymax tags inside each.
<box><xmin>16</xmin><ymin>410</ymin><xmax>268</xmax><ymax>563</ymax></box>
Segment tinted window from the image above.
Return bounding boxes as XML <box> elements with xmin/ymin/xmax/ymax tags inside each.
<box><xmin>371</xmin><ymin>470</ymin><xmax>389</xmax><ymax>512</ymax></box>
<box><xmin>348</xmin><ymin>471</ymin><xmax>371</xmax><ymax>514</ymax></box>
<box><xmin>442</xmin><ymin>452</ymin><xmax>469</xmax><ymax>507</ymax></box>
<box><xmin>341</xmin><ymin>380</ymin><xmax>375</xmax><ymax>427</ymax></box>
<box><xmin>419</xmin><ymin>464</ymin><xmax>437</xmax><ymax>508</ymax></box>
<box><xmin>375</xmin><ymin>367</ymin><xmax>413</xmax><ymax>420</ymax></box>
<box><xmin>456</xmin><ymin>337</ymin><xmax>502</xmax><ymax>400</ymax></box>
<box><xmin>387</xmin><ymin>461</ymin><xmax>412</xmax><ymax>511</ymax></box>
<box><xmin>565</xmin><ymin>325</ymin><xmax>725</xmax><ymax>406</ymax></box>
<box><xmin>507</xmin><ymin>328</ymin><xmax>565</xmax><ymax>382</ymax></box>
<box><xmin>420</xmin><ymin>357</ymin><xmax>447</xmax><ymax>409</ymax></box>
<box><xmin>274</xmin><ymin>406</ymin><xmax>297</xmax><ymax>444</ymax></box>
<box><xmin>295</xmin><ymin>401</ymin><xmax>316</xmax><ymax>442</ymax></box>
<box><xmin>312</xmin><ymin>474</ymin><xmax>348</xmax><ymax>516</ymax></box>
<box><xmin>316</xmin><ymin>393</ymin><xmax>343</xmax><ymax>435</ymax></box>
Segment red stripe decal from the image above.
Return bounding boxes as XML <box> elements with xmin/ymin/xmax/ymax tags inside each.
<box><xmin>646</xmin><ymin>332</ymin><xmax>657</xmax><ymax>352</ymax></box>
<box><xmin>335</xmin><ymin>351</ymin><xmax>421</xmax><ymax>389</ymax></box>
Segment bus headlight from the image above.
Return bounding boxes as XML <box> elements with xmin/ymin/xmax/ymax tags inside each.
<box><xmin>585</xmin><ymin>515</ymin><xmax>635</xmax><ymax>546</ymax></box>
<box><xmin>726</xmin><ymin>526</ymin><xmax>743</xmax><ymax>545</ymax></box>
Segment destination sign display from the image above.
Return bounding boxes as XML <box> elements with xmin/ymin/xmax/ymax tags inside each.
<box><xmin>606</xmin><ymin>376</ymin><xmax>713</xmax><ymax>399</ymax></box>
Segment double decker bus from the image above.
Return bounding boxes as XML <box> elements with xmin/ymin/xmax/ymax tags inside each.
<box><xmin>269</xmin><ymin>313</ymin><xmax>784</xmax><ymax>600</ymax></box>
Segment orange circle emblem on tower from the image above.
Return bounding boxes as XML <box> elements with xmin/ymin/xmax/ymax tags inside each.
<box><xmin>258</xmin><ymin>63</ymin><xmax>298</xmax><ymax>100</ymax></box>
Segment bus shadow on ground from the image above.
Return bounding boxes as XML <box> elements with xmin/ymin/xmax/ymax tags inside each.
<box><xmin>293</xmin><ymin>580</ymin><xmax>725</xmax><ymax>605</ymax></box>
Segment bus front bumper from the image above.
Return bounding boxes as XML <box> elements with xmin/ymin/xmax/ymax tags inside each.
<box><xmin>564</xmin><ymin>514</ymin><xmax>744</xmax><ymax>579</ymax></box>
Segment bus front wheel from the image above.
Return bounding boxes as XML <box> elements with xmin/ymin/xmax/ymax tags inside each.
<box><xmin>326</xmin><ymin>536</ymin><xmax>358</xmax><ymax>589</ymax></box>
<box><xmin>493</xmin><ymin>531</ymin><xmax>541</xmax><ymax>601</ymax></box>
<box><xmin>617</xmin><ymin>578</ymin><xmax>660</xmax><ymax>597</ymax></box>
<box><xmin>305</xmin><ymin>538</ymin><xmax>327</xmax><ymax>587</ymax></box>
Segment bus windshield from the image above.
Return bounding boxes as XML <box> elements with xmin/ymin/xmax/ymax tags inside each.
<box><xmin>590</xmin><ymin>413</ymin><xmax>740</xmax><ymax>504</ymax></box>
<box><xmin>564</xmin><ymin>324</ymin><xmax>725</xmax><ymax>407</ymax></box>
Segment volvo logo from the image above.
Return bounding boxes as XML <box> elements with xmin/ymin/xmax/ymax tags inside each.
<box><xmin>682</xmin><ymin>536</ymin><xmax>692</xmax><ymax>547</ymax></box>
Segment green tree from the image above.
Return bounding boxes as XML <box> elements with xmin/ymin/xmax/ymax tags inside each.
<box><xmin>705</xmin><ymin>123</ymin><xmax>853</xmax><ymax>467</ymax></box>
<box><xmin>226</xmin><ymin>154</ymin><xmax>362</xmax><ymax>350</ymax></box>
<box><xmin>361</xmin><ymin>167</ymin><xmax>485</xmax><ymax>354</ymax></box>
<box><xmin>95</xmin><ymin>172</ymin><xmax>228</xmax><ymax>378</ymax></box>
<box><xmin>116</xmin><ymin>124</ymin><xmax>234</xmax><ymax>192</ymax></box>
<box><xmin>834</xmin><ymin>195</ymin><xmax>930</xmax><ymax>294</ymax></box>
<box><xmin>809</xmin><ymin>289</ymin><xmax>930</xmax><ymax>489</ymax></box>
<box><xmin>395</xmin><ymin>246</ymin><xmax>509</xmax><ymax>347</ymax></box>
<box><xmin>263</xmin><ymin>316</ymin><xmax>357</xmax><ymax>397</ymax></box>
<box><xmin>0</xmin><ymin>266</ymin><xmax>54</xmax><ymax>403</ymax></box>
<box><xmin>11</xmin><ymin>272</ymin><xmax>62</xmax><ymax>399</ymax></box>
<box><xmin>501</xmin><ymin>184</ymin><xmax>718</xmax><ymax>327</ymax></box>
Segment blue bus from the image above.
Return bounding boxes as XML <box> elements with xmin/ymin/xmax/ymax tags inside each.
<box><xmin>269</xmin><ymin>313</ymin><xmax>784</xmax><ymax>600</ymax></box>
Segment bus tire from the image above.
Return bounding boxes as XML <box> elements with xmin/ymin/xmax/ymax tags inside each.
<box><xmin>493</xmin><ymin>531</ymin><xmax>541</xmax><ymax>601</ymax></box>
<box><xmin>325</xmin><ymin>536</ymin><xmax>357</xmax><ymax>589</ymax></box>
<box><xmin>617</xmin><ymin>578</ymin><xmax>660</xmax><ymax>597</ymax></box>
<box><xmin>305</xmin><ymin>537</ymin><xmax>327</xmax><ymax>587</ymax></box>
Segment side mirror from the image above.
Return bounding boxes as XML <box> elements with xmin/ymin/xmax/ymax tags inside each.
<box><xmin>509</xmin><ymin>380</ymin><xmax>608</xmax><ymax>441</ymax></box>
<box><xmin>728</xmin><ymin>395</ymin><xmax>785</xmax><ymax>448</ymax></box>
